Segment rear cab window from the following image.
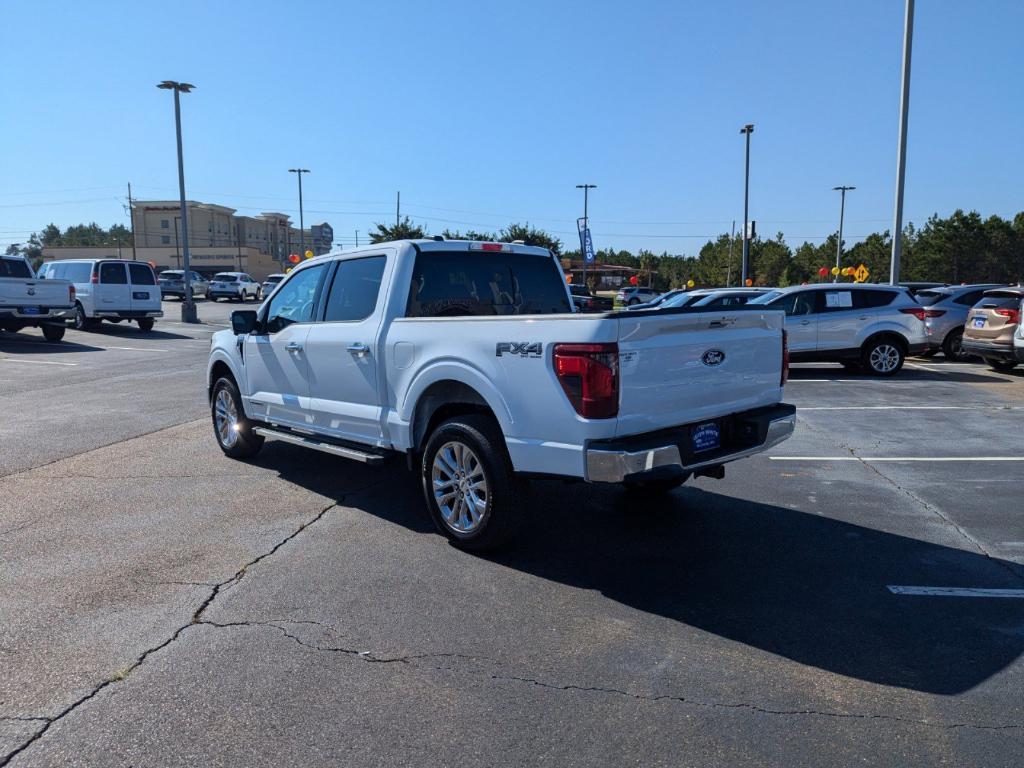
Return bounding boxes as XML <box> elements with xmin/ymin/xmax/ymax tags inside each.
<box><xmin>0</xmin><ymin>257</ymin><xmax>33</xmax><ymax>279</ymax></box>
<box><xmin>406</xmin><ymin>249</ymin><xmax>571</xmax><ymax>317</ymax></box>
<box><xmin>213</xmin><ymin>273</ymin><xmax>238</xmax><ymax>283</ymax></box>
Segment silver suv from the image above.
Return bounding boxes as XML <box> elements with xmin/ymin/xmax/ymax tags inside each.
<box><xmin>748</xmin><ymin>284</ymin><xmax>928</xmax><ymax>375</ymax></box>
<box><xmin>914</xmin><ymin>284</ymin><xmax>1004</xmax><ymax>361</ymax></box>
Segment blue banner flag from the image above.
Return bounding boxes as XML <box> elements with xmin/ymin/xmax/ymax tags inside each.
<box><xmin>577</xmin><ymin>218</ymin><xmax>595</xmax><ymax>263</ymax></box>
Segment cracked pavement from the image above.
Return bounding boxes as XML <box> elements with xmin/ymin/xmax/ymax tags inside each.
<box><xmin>2</xmin><ymin>314</ymin><xmax>1024</xmax><ymax>766</ymax></box>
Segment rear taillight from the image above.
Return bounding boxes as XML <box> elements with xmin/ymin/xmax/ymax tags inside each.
<box><xmin>69</xmin><ymin>284</ymin><xmax>76</xmax><ymax>302</ymax></box>
<box><xmin>923</xmin><ymin>309</ymin><xmax>946</xmax><ymax>318</ymax></box>
<box><xmin>553</xmin><ymin>343</ymin><xmax>619</xmax><ymax>419</ymax></box>
<box><xmin>899</xmin><ymin>307</ymin><xmax>927</xmax><ymax>321</ymax></box>
<box><xmin>781</xmin><ymin>329</ymin><xmax>789</xmax><ymax>387</ymax></box>
<box><xmin>995</xmin><ymin>309</ymin><xmax>1021</xmax><ymax>324</ymax></box>
<box><xmin>90</xmin><ymin>267</ymin><xmax>99</xmax><ymax>284</ymax></box>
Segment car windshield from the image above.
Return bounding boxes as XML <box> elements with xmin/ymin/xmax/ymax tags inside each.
<box><xmin>661</xmin><ymin>292</ymin><xmax>708</xmax><ymax>309</ymax></box>
<box><xmin>266</xmin><ymin>275</ymin><xmax>284</xmax><ymax>284</ymax></box>
<box><xmin>975</xmin><ymin>292</ymin><xmax>1024</xmax><ymax>310</ymax></box>
<box><xmin>915</xmin><ymin>289</ymin><xmax>951</xmax><ymax>306</ymax></box>
<box><xmin>213</xmin><ymin>273</ymin><xmax>237</xmax><ymax>282</ymax></box>
<box><xmin>748</xmin><ymin>290</ymin><xmax>784</xmax><ymax>305</ymax></box>
<box><xmin>160</xmin><ymin>271</ymin><xmax>183</xmax><ymax>279</ymax></box>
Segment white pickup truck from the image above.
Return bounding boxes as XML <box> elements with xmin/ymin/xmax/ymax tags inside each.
<box><xmin>0</xmin><ymin>254</ymin><xmax>74</xmax><ymax>342</ymax></box>
<box><xmin>207</xmin><ymin>240</ymin><xmax>794</xmax><ymax>550</ymax></box>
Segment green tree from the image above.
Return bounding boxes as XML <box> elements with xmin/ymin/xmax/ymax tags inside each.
<box><xmin>369</xmin><ymin>216</ymin><xmax>426</xmax><ymax>243</ymax></box>
<box><xmin>751</xmin><ymin>233</ymin><xmax>792</xmax><ymax>286</ymax></box>
<box><xmin>498</xmin><ymin>223</ymin><xmax>563</xmax><ymax>254</ymax></box>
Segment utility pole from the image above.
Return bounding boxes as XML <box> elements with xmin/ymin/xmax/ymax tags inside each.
<box><xmin>127</xmin><ymin>183</ymin><xmax>137</xmax><ymax>260</ymax></box>
<box><xmin>355</xmin><ymin>229</ymin><xmax>359</xmax><ymax>248</ymax></box>
<box><xmin>289</xmin><ymin>168</ymin><xmax>310</xmax><ymax>257</ymax></box>
<box><xmin>396</xmin><ymin>191</ymin><xmax>401</xmax><ymax>227</ymax></box>
<box><xmin>833</xmin><ymin>186</ymin><xmax>855</xmax><ymax>280</ymax></box>
<box><xmin>157</xmin><ymin>80</ymin><xmax>198</xmax><ymax>322</ymax></box>
<box><xmin>575</xmin><ymin>184</ymin><xmax>597</xmax><ymax>287</ymax></box>
<box><xmin>890</xmin><ymin>0</ymin><xmax>914</xmax><ymax>285</ymax></box>
<box><xmin>740</xmin><ymin>124</ymin><xmax>754</xmax><ymax>286</ymax></box>
<box><xmin>174</xmin><ymin>215</ymin><xmax>181</xmax><ymax>268</ymax></box>
<box><xmin>726</xmin><ymin>219</ymin><xmax>736</xmax><ymax>286</ymax></box>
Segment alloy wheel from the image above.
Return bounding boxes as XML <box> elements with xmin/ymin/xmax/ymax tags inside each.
<box><xmin>431</xmin><ymin>441</ymin><xmax>488</xmax><ymax>534</ymax></box>
<box><xmin>869</xmin><ymin>343</ymin><xmax>900</xmax><ymax>373</ymax></box>
<box><xmin>214</xmin><ymin>388</ymin><xmax>240</xmax><ymax>448</ymax></box>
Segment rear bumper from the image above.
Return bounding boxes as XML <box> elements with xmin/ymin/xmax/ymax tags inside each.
<box><xmin>961</xmin><ymin>338</ymin><xmax>1015</xmax><ymax>361</ymax></box>
<box><xmin>585</xmin><ymin>403</ymin><xmax>796</xmax><ymax>483</ymax></box>
<box><xmin>95</xmin><ymin>310</ymin><xmax>164</xmax><ymax>319</ymax></box>
<box><xmin>906</xmin><ymin>342</ymin><xmax>929</xmax><ymax>356</ymax></box>
<box><xmin>0</xmin><ymin>307</ymin><xmax>73</xmax><ymax>322</ymax></box>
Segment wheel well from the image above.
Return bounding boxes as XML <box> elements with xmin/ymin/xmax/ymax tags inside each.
<box><xmin>411</xmin><ymin>380</ymin><xmax>496</xmax><ymax>453</ymax></box>
<box><xmin>208</xmin><ymin>360</ymin><xmax>236</xmax><ymax>402</ymax></box>
<box><xmin>862</xmin><ymin>331</ymin><xmax>907</xmax><ymax>355</ymax></box>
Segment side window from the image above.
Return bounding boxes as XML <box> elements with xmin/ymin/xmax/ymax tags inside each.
<box><xmin>99</xmin><ymin>263</ymin><xmax>127</xmax><ymax>284</ymax></box>
<box><xmin>36</xmin><ymin>264</ymin><xmax>50</xmax><ymax>279</ymax></box>
<box><xmin>771</xmin><ymin>291</ymin><xmax>817</xmax><ymax>317</ymax></box>
<box><xmin>323</xmin><ymin>256</ymin><xmax>386</xmax><ymax>322</ymax></box>
<box><xmin>855</xmin><ymin>290</ymin><xmax>897</xmax><ymax>309</ymax></box>
<box><xmin>70</xmin><ymin>263</ymin><xmax>91</xmax><ymax>282</ymax></box>
<box><xmin>128</xmin><ymin>263</ymin><xmax>156</xmax><ymax>285</ymax></box>
<box><xmin>264</xmin><ymin>264</ymin><xmax>326</xmax><ymax>333</ymax></box>
<box><xmin>822</xmin><ymin>290</ymin><xmax>855</xmax><ymax>311</ymax></box>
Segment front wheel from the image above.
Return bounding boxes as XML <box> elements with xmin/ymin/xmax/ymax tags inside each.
<box><xmin>41</xmin><ymin>324</ymin><xmax>65</xmax><ymax>342</ymax></box>
<box><xmin>861</xmin><ymin>338</ymin><xmax>905</xmax><ymax>376</ymax></box>
<box><xmin>72</xmin><ymin>304</ymin><xmax>95</xmax><ymax>331</ymax></box>
<box><xmin>942</xmin><ymin>330</ymin><xmax>970</xmax><ymax>362</ymax></box>
<box><xmin>988</xmin><ymin>359</ymin><xmax>1018</xmax><ymax>373</ymax></box>
<box><xmin>421</xmin><ymin>414</ymin><xmax>521</xmax><ymax>551</ymax></box>
<box><xmin>211</xmin><ymin>377</ymin><xmax>264</xmax><ymax>459</ymax></box>
<box><xmin>138</xmin><ymin>318</ymin><xmax>155</xmax><ymax>332</ymax></box>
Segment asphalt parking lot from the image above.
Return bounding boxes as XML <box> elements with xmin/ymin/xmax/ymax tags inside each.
<box><xmin>1</xmin><ymin>302</ymin><xmax>1023</xmax><ymax>767</ymax></box>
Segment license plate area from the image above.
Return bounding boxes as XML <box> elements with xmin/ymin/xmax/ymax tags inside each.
<box><xmin>973</xmin><ymin>317</ymin><xmax>986</xmax><ymax>328</ymax></box>
<box><xmin>20</xmin><ymin>306</ymin><xmax>41</xmax><ymax>315</ymax></box>
<box><xmin>691</xmin><ymin>421</ymin><xmax>721</xmax><ymax>453</ymax></box>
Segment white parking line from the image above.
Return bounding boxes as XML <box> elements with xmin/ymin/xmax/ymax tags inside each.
<box><xmin>888</xmin><ymin>586</ymin><xmax>1024</xmax><ymax>598</ymax></box>
<box><xmin>106</xmin><ymin>346</ymin><xmax>170</xmax><ymax>352</ymax></box>
<box><xmin>799</xmin><ymin>405</ymin><xmax>1024</xmax><ymax>411</ymax></box>
<box><xmin>0</xmin><ymin>358</ymin><xmax>78</xmax><ymax>366</ymax></box>
<box><xmin>770</xmin><ymin>456</ymin><xmax>1024</xmax><ymax>462</ymax></box>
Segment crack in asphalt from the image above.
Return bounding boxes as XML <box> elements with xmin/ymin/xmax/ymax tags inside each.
<box><xmin>0</xmin><ymin>492</ymin><xmax>351</xmax><ymax>767</ymax></box>
<box><xmin>487</xmin><ymin>673</ymin><xmax>1023</xmax><ymax>732</ymax></box>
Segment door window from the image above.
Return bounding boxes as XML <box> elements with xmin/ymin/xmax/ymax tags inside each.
<box><xmin>264</xmin><ymin>264</ymin><xmax>326</xmax><ymax>333</ymax></box>
<box><xmin>770</xmin><ymin>291</ymin><xmax>817</xmax><ymax>316</ymax></box>
<box><xmin>99</xmin><ymin>263</ymin><xmax>127</xmax><ymax>284</ymax></box>
<box><xmin>128</xmin><ymin>263</ymin><xmax>156</xmax><ymax>285</ymax></box>
<box><xmin>323</xmin><ymin>256</ymin><xmax>386</xmax><ymax>322</ymax></box>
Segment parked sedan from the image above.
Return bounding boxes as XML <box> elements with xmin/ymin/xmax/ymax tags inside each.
<box><xmin>654</xmin><ymin>287</ymin><xmax>769</xmax><ymax>311</ymax></box>
<box><xmin>961</xmin><ymin>287</ymin><xmax>1024</xmax><ymax>371</ymax></box>
<box><xmin>914</xmin><ymin>284</ymin><xmax>1004</xmax><ymax>361</ymax></box>
<box><xmin>208</xmin><ymin>272</ymin><xmax>262</xmax><ymax>302</ymax></box>
<box><xmin>158</xmin><ymin>270</ymin><xmax>209</xmax><ymax>300</ymax></box>
<box><xmin>615</xmin><ymin>286</ymin><xmax>660</xmax><ymax>306</ymax></box>
<box><xmin>261</xmin><ymin>273</ymin><xmax>286</xmax><ymax>298</ymax></box>
<box><xmin>568</xmin><ymin>284</ymin><xmax>614</xmax><ymax>313</ymax></box>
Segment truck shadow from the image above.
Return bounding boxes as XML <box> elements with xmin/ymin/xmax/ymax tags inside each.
<box><xmin>0</xmin><ymin>332</ymin><xmax>104</xmax><ymax>353</ymax></box>
<box><xmin>265</xmin><ymin>442</ymin><xmax>1024</xmax><ymax>696</ymax></box>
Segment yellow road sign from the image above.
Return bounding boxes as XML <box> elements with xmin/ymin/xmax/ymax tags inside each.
<box><xmin>854</xmin><ymin>264</ymin><xmax>870</xmax><ymax>283</ymax></box>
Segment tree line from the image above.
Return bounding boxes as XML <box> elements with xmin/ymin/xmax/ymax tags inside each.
<box><xmin>10</xmin><ymin>209</ymin><xmax>1022</xmax><ymax>290</ymax></box>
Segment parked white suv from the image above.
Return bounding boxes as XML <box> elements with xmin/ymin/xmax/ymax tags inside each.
<box><xmin>208</xmin><ymin>272</ymin><xmax>261</xmax><ymax>302</ymax></box>
<box><xmin>207</xmin><ymin>240</ymin><xmax>794</xmax><ymax>550</ymax></box>
<box><xmin>37</xmin><ymin>259</ymin><xmax>163</xmax><ymax>332</ymax></box>
<box><xmin>748</xmin><ymin>284</ymin><xmax>927</xmax><ymax>375</ymax></box>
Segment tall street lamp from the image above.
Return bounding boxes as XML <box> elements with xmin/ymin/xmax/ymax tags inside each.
<box><xmin>289</xmin><ymin>168</ymin><xmax>310</xmax><ymax>257</ymax></box>
<box><xmin>890</xmin><ymin>0</ymin><xmax>915</xmax><ymax>285</ymax></box>
<box><xmin>739</xmin><ymin>124</ymin><xmax>754</xmax><ymax>285</ymax></box>
<box><xmin>157</xmin><ymin>80</ymin><xmax>198</xmax><ymax>323</ymax></box>
<box><xmin>833</xmin><ymin>186</ymin><xmax>855</xmax><ymax>281</ymax></box>
<box><xmin>575</xmin><ymin>184</ymin><xmax>596</xmax><ymax>287</ymax></box>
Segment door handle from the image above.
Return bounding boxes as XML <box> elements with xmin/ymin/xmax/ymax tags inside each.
<box><xmin>799</xmin><ymin>319</ymin><xmax>811</xmax><ymax>325</ymax></box>
<box><xmin>285</xmin><ymin>341</ymin><xmax>304</xmax><ymax>352</ymax></box>
<box><xmin>858</xmin><ymin>315</ymin><xmax>868</xmax><ymax>320</ymax></box>
<box><xmin>348</xmin><ymin>342</ymin><xmax>369</xmax><ymax>356</ymax></box>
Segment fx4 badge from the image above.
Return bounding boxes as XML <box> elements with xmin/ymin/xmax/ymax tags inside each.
<box><xmin>496</xmin><ymin>342</ymin><xmax>543</xmax><ymax>358</ymax></box>
<box><xmin>701</xmin><ymin>349</ymin><xmax>725</xmax><ymax>366</ymax></box>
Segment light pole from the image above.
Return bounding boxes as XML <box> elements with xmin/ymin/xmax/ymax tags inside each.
<box><xmin>833</xmin><ymin>186</ymin><xmax>855</xmax><ymax>281</ymax></box>
<box><xmin>576</xmin><ymin>184</ymin><xmax>596</xmax><ymax>287</ymax></box>
<box><xmin>890</xmin><ymin>0</ymin><xmax>914</xmax><ymax>285</ymax></box>
<box><xmin>289</xmin><ymin>168</ymin><xmax>310</xmax><ymax>257</ymax></box>
<box><xmin>740</xmin><ymin>124</ymin><xmax>754</xmax><ymax>285</ymax></box>
<box><xmin>355</xmin><ymin>230</ymin><xmax>359</xmax><ymax>248</ymax></box>
<box><xmin>157</xmin><ymin>80</ymin><xmax>198</xmax><ymax>323</ymax></box>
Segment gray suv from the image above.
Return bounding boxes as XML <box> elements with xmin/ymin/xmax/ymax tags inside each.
<box><xmin>914</xmin><ymin>284</ymin><xmax>1004</xmax><ymax>361</ymax></box>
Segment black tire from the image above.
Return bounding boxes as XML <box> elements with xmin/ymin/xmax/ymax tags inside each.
<box><xmin>209</xmin><ymin>296</ymin><xmax>219</xmax><ymax>302</ymax></box>
<box><xmin>942</xmin><ymin>330</ymin><xmax>971</xmax><ymax>362</ymax></box>
<box><xmin>421</xmin><ymin>414</ymin><xmax>521</xmax><ymax>552</ymax></box>
<box><xmin>988</xmin><ymin>359</ymin><xmax>1018</xmax><ymax>373</ymax></box>
<box><xmin>211</xmin><ymin>376</ymin><xmax>264</xmax><ymax>459</ymax></box>
<box><xmin>41</xmin><ymin>324</ymin><xmax>65</xmax><ymax>342</ymax></box>
<box><xmin>72</xmin><ymin>304</ymin><xmax>96</xmax><ymax>331</ymax></box>
<box><xmin>138</xmin><ymin>318</ymin><xmax>155</xmax><ymax>332</ymax></box>
<box><xmin>860</xmin><ymin>336</ymin><xmax>905</xmax><ymax>376</ymax></box>
<box><xmin>628</xmin><ymin>298</ymin><xmax>640</xmax><ymax>306</ymax></box>
<box><xmin>624</xmin><ymin>476</ymin><xmax>686</xmax><ymax>495</ymax></box>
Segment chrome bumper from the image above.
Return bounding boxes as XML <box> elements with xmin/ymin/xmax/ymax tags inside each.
<box><xmin>585</xmin><ymin>411</ymin><xmax>796</xmax><ymax>484</ymax></box>
<box><xmin>95</xmin><ymin>310</ymin><xmax>164</xmax><ymax>318</ymax></box>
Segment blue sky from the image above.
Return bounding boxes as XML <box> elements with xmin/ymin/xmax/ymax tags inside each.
<box><xmin>1</xmin><ymin>0</ymin><xmax>1022</xmax><ymax>255</ymax></box>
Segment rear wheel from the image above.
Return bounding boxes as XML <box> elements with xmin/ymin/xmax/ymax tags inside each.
<box><xmin>41</xmin><ymin>324</ymin><xmax>65</xmax><ymax>342</ymax></box>
<box><xmin>138</xmin><ymin>318</ymin><xmax>155</xmax><ymax>332</ymax></box>
<box><xmin>861</xmin><ymin>337</ymin><xmax>905</xmax><ymax>376</ymax></box>
<box><xmin>72</xmin><ymin>304</ymin><xmax>96</xmax><ymax>331</ymax></box>
<box><xmin>988</xmin><ymin>359</ymin><xmax>1018</xmax><ymax>373</ymax></box>
<box><xmin>421</xmin><ymin>414</ymin><xmax>521</xmax><ymax>551</ymax></box>
<box><xmin>211</xmin><ymin>377</ymin><xmax>264</xmax><ymax>459</ymax></box>
<box><xmin>942</xmin><ymin>330</ymin><xmax>970</xmax><ymax>362</ymax></box>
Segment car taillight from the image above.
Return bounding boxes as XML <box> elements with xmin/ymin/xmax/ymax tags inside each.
<box><xmin>899</xmin><ymin>307</ymin><xmax>927</xmax><ymax>321</ymax></box>
<box><xmin>781</xmin><ymin>329</ymin><xmax>789</xmax><ymax>387</ymax></box>
<box><xmin>90</xmin><ymin>267</ymin><xmax>99</xmax><ymax>284</ymax></box>
<box><xmin>995</xmin><ymin>309</ymin><xmax>1021</xmax><ymax>324</ymax></box>
<box><xmin>69</xmin><ymin>284</ymin><xmax>76</xmax><ymax>302</ymax></box>
<box><xmin>922</xmin><ymin>309</ymin><xmax>946</xmax><ymax>318</ymax></box>
<box><xmin>553</xmin><ymin>343</ymin><xmax>619</xmax><ymax>419</ymax></box>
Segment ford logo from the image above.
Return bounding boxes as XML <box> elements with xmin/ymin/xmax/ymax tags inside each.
<box><xmin>701</xmin><ymin>349</ymin><xmax>725</xmax><ymax>366</ymax></box>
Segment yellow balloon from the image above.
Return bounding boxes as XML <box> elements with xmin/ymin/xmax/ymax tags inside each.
<box><xmin>305</xmin><ymin>250</ymin><xmax>314</xmax><ymax>260</ymax></box>
<box><xmin>686</xmin><ymin>279</ymin><xmax>695</xmax><ymax>288</ymax></box>
<box><xmin>831</xmin><ymin>266</ymin><xmax>841</xmax><ymax>276</ymax></box>
<box><xmin>285</xmin><ymin>266</ymin><xmax>293</xmax><ymax>273</ymax></box>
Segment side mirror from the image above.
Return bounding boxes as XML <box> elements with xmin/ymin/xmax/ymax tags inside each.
<box><xmin>231</xmin><ymin>310</ymin><xmax>258</xmax><ymax>335</ymax></box>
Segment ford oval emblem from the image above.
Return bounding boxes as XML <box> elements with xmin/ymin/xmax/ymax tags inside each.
<box><xmin>701</xmin><ymin>349</ymin><xmax>725</xmax><ymax>367</ymax></box>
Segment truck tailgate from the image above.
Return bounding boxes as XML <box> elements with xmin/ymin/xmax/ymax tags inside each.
<box><xmin>0</xmin><ymin>279</ymin><xmax>74</xmax><ymax>309</ymax></box>
<box><xmin>614</xmin><ymin>308</ymin><xmax>784</xmax><ymax>437</ymax></box>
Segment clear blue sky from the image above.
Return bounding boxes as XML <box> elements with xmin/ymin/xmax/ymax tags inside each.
<box><xmin>1</xmin><ymin>0</ymin><xmax>1021</xmax><ymax>255</ymax></box>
